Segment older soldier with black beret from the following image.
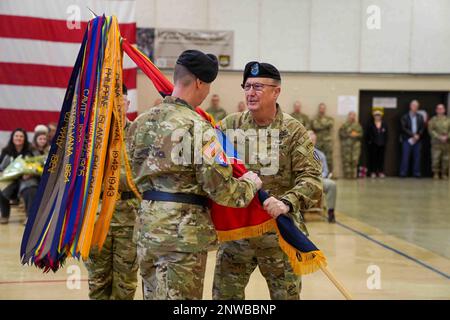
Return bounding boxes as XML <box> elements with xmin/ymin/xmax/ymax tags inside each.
<box><xmin>212</xmin><ymin>61</ymin><xmax>322</xmax><ymax>300</ymax></box>
<box><xmin>128</xmin><ymin>50</ymin><xmax>262</xmax><ymax>300</ymax></box>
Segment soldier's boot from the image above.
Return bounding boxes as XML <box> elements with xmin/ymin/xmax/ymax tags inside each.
<box><xmin>0</xmin><ymin>217</ymin><xmax>8</xmax><ymax>224</ymax></box>
<box><xmin>327</xmin><ymin>209</ymin><xmax>336</xmax><ymax>223</ymax></box>
<box><xmin>433</xmin><ymin>172</ymin><xmax>440</xmax><ymax>180</ymax></box>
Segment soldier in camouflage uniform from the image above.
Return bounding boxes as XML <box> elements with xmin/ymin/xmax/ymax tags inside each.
<box><xmin>339</xmin><ymin>111</ymin><xmax>363</xmax><ymax>179</ymax></box>
<box><xmin>290</xmin><ymin>100</ymin><xmax>310</xmax><ymax>130</ymax></box>
<box><xmin>428</xmin><ymin>104</ymin><xmax>450</xmax><ymax>180</ymax></box>
<box><xmin>85</xmin><ymin>85</ymin><xmax>139</xmax><ymax>300</ymax></box>
<box><xmin>206</xmin><ymin>94</ymin><xmax>228</xmax><ymax>122</ymax></box>
<box><xmin>311</xmin><ymin>103</ymin><xmax>334</xmax><ymax>175</ymax></box>
<box><xmin>127</xmin><ymin>50</ymin><xmax>262</xmax><ymax>300</ymax></box>
<box><xmin>212</xmin><ymin>61</ymin><xmax>323</xmax><ymax>300</ymax></box>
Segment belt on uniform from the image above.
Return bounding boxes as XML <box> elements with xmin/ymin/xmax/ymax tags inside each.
<box><xmin>143</xmin><ymin>190</ymin><xmax>208</xmax><ymax>207</ymax></box>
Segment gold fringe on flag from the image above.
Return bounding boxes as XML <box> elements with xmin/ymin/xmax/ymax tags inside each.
<box><xmin>216</xmin><ymin>219</ymin><xmax>327</xmax><ymax>276</ymax></box>
<box><xmin>275</xmin><ymin>227</ymin><xmax>327</xmax><ymax>275</ymax></box>
<box><xmin>215</xmin><ymin>219</ymin><xmax>277</xmax><ymax>242</ymax></box>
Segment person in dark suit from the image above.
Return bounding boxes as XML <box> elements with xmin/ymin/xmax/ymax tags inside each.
<box><xmin>399</xmin><ymin>100</ymin><xmax>425</xmax><ymax>177</ymax></box>
<box><xmin>366</xmin><ymin>109</ymin><xmax>388</xmax><ymax>178</ymax></box>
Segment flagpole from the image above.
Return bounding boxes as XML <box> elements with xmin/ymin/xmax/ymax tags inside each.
<box><xmin>319</xmin><ymin>264</ymin><xmax>353</xmax><ymax>300</ymax></box>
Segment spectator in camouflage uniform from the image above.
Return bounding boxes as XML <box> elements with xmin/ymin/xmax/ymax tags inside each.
<box><xmin>290</xmin><ymin>100</ymin><xmax>310</xmax><ymax>130</ymax></box>
<box><xmin>212</xmin><ymin>61</ymin><xmax>323</xmax><ymax>300</ymax></box>
<box><xmin>206</xmin><ymin>94</ymin><xmax>227</xmax><ymax>122</ymax></box>
<box><xmin>312</xmin><ymin>103</ymin><xmax>334</xmax><ymax>175</ymax></box>
<box><xmin>339</xmin><ymin>111</ymin><xmax>363</xmax><ymax>179</ymax></box>
<box><xmin>127</xmin><ymin>50</ymin><xmax>262</xmax><ymax>300</ymax></box>
<box><xmin>84</xmin><ymin>84</ymin><xmax>139</xmax><ymax>300</ymax></box>
<box><xmin>428</xmin><ymin>104</ymin><xmax>450</xmax><ymax>180</ymax></box>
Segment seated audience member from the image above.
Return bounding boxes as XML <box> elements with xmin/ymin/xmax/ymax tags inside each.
<box><xmin>0</xmin><ymin>129</ymin><xmax>41</xmax><ymax>225</ymax></box>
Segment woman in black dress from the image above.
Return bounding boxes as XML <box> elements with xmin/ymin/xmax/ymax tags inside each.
<box><xmin>366</xmin><ymin>110</ymin><xmax>388</xmax><ymax>178</ymax></box>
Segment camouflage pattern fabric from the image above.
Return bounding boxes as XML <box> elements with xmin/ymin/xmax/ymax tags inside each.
<box><xmin>428</xmin><ymin>115</ymin><xmax>450</xmax><ymax>175</ymax></box>
<box><xmin>290</xmin><ymin>112</ymin><xmax>311</xmax><ymax>130</ymax></box>
<box><xmin>312</xmin><ymin>115</ymin><xmax>334</xmax><ymax>173</ymax></box>
<box><xmin>85</xmin><ymin>226</ymin><xmax>138</xmax><ymax>300</ymax></box>
<box><xmin>206</xmin><ymin>106</ymin><xmax>228</xmax><ymax>123</ymax></box>
<box><xmin>339</xmin><ymin>121</ymin><xmax>363</xmax><ymax>179</ymax></box>
<box><xmin>138</xmin><ymin>247</ymin><xmax>207</xmax><ymax>300</ymax></box>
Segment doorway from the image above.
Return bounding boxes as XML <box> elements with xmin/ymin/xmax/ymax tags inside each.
<box><xmin>359</xmin><ymin>90</ymin><xmax>448</xmax><ymax>177</ymax></box>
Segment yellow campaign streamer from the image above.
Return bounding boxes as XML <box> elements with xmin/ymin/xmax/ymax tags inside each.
<box><xmin>91</xmin><ymin>34</ymin><xmax>123</xmax><ymax>249</ymax></box>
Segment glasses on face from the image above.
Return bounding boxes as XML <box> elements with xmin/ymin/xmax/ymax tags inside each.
<box><xmin>241</xmin><ymin>82</ymin><xmax>278</xmax><ymax>92</ymax></box>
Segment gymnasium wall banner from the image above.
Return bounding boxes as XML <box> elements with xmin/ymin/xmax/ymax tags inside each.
<box><xmin>152</xmin><ymin>28</ymin><xmax>234</xmax><ymax>69</ymax></box>
<box><xmin>372</xmin><ymin>97</ymin><xmax>398</xmax><ymax>109</ymax></box>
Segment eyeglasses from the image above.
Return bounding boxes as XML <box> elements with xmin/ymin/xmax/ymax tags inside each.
<box><xmin>241</xmin><ymin>82</ymin><xmax>278</xmax><ymax>92</ymax></box>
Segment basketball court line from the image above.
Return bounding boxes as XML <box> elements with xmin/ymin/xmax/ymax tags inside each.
<box><xmin>333</xmin><ymin>213</ymin><xmax>450</xmax><ymax>280</ymax></box>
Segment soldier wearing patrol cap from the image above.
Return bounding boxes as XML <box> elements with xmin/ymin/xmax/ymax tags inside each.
<box><xmin>127</xmin><ymin>50</ymin><xmax>263</xmax><ymax>300</ymax></box>
<box><xmin>212</xmin><ymin>61</ymin><xmax>323</xmax><ymax>300</ymax></box>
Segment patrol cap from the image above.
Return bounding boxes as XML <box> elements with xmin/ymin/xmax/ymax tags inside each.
<box><xmin>242</xmin><ymin>61</ymin><xmax>281</xmax><ymax>86</ymax></box>
<box><xmin>176</xmin><ymin>50</ymin><xmax>219</xmax><ymax>83</ymax></box>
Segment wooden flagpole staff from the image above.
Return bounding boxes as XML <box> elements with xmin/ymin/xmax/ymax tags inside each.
<box><xmin>320</xmin><ymin>264</ymin><xmax>353</xmax><ymax>300</ymax></box>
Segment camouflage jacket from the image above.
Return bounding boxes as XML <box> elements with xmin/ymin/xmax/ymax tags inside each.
<box><xmin>127</xmin><ymin>96</ymin><xmax>258</xmax><ymax>252</ymax></box>
<box><xmin>206</xmin><ymin>106</ymin><xmax>228</xmax><ymax>123</ymax></box>
<box><xmin>290</xmin><ymin>112</ymin><xmax>311</xmax><ymax>130</ymax></box>
<box><xmin>219</xmin><ymin>105</ymin><xmax>323</xmax><ymax>229</ymax></box>
<box><xmin>428</xmin><ymin>115</ymin><xmax>450</xmax><ymax>145</ymax></box>
<box><xmin>311</xmin><ymin>115</ymin><xmax>334</xmax><ymax>143</ymax></box>
<box><xmin>339</xmin><ymin>121</ymin><xmax>363</xmax><ymax>146</ymax></box>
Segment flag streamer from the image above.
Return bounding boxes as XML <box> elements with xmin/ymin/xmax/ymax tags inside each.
<box><xmin>20</xmin><ymin>16</ymin><xmax>139</xmax><ymax>271</ymax></box>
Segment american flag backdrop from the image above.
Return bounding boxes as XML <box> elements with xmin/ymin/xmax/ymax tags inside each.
<box><xmin>0</xmin><ymin>0</ymin><xmax>137</xmax><ymax>146</ymax></box>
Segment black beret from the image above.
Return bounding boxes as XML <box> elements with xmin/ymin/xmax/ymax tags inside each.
<box><xmin>242</xmin><ymin>61</ymin><xmax>281</xmax><ymax>85</ymax></box>
<box><xmin>176</xmin><ymin>50</ymin><xmax>219</xmax><ymax>83</ymax></box>
<box><xmin>122</xmin><ymin>83</ymin><xmax>128</xmax><ymax>95</ymax></box>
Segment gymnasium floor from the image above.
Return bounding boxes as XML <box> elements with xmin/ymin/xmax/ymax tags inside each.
<box><xmin>0</xmin><ymin>178</ymin><xmax>449</xmax><ymax>300</ymax></box>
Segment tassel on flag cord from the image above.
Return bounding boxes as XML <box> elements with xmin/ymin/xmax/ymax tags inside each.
<box><xmin>121</xmin><ymin>39</ymin><xmax>353</xmax><ymax>300</ymax></box>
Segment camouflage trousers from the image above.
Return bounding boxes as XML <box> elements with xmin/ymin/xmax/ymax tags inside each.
<box><xmin>316</xmin><ymin>140</ymin><xmax>333</xmax><ymax>174</ymax></box>
<box><xmin>341</xmin><ymin>141</ymin><xmax>361</xmax><ymax>178</ymax></box>
<box><xmin>138</xmin><ymin>247</ymin><xmax>208</xmax><ymax>300</ymax></box>
<box><xmin>431</xmin><ymin>143</ymin><xmax>449</xmax><ymax>175</ymax></box>
<box><xmin>213</xmin><ymin>233</ymin><xmax>301</xmax><ymax>300</ymax></box>
<box><xmin>84</xmin><ymin>226</ymin><xmax>138</xmax><ymax>300</ymax></box>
